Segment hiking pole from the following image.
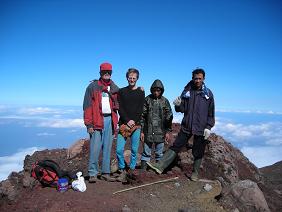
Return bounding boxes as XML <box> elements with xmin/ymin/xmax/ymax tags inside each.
<box><xmin>113</xmin><ymin>176</ymin><xmax>179</xmax><ymax>195</ymax></box>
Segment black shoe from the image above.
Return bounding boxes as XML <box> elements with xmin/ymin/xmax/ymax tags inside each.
<box><xmin>127</xmin><ymin>169</ymin><xmax>137</xmax><ymax>180</ymax></box>
<box><xmin>140</xmin><ymin>160</ymin><xmax>147</xmax><ymax>171</ymax></box>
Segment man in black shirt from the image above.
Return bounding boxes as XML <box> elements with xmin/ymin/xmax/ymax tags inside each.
<box><xmin>116</xmin><ymin>68</ymin><xmax>145</xmax><ymax>182</ymax></box>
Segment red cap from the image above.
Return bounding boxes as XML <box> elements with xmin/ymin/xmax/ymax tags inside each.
<box><xmin>100</xmin><ymin>62</ymin><xmax>112</xmax><ymax>71</ymax></box>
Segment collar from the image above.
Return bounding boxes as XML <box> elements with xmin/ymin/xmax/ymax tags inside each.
<box><xmin>99</xmin><ymin>78</ymin><xmax>111</xmax><ymax>87</ymax></box>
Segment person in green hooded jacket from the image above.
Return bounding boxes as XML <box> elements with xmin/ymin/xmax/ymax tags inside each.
<box><xmin>140</xmin><ymin>79</ymin><xmax>173</xmax><ymax>170</ymax></box>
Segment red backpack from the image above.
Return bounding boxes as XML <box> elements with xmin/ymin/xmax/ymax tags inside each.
<box><xmin>31</xmin><ymin>159</ymin><xmax>67</xmax><ymax>187</ymax></box>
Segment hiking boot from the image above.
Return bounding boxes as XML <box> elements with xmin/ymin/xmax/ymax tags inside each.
<box><xmin>140</xmin><ymin>160</ymin><xmax>147</xmax><ymax>171</ymax></box>
<box><xmin>190</xmin><ymin>158</ymin><xmax>202</xmax><ymax>181</ymax></box>
<box><xmin>100</xmin><ymin>174</ymin><xmax>116</xmax><ymax>182</ymax></box>
<box><xmin>116</xmin><ymin>169</ymin><xmax>127</xmax><ymax>183</ymax></box>
<box><xmin>127</xmin><ymin>169</ymin><xmax>137</xmax><ymax>180</ymax></box>
<box><xmin>146</xmin><ymin>161</ymin><xmax>162</xmax><ymax>174</ymax></box>
<box><xmin>146</xmin><ymin>149</ymin><xmax>177</xmax><ymax>174</ymax></box>
<box><xmin>88</xmin><ymin>175</ymin><xmax>97</xmax><ymax>183</ymax></box>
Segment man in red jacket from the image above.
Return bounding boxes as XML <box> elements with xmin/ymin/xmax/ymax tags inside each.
<box><xmin>83</xmin><ymin>62</ymin><xmax>119</xmax><ymax>183</ymax></box>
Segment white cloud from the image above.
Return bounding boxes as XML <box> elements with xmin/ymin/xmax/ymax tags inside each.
<box><xmin>241</xmin><ymin>146</ymin><xmax>282</xmax><ymax>168</ymax></box>
<box><xmin>68</xmin><ymin>129</ymin><xmax>78</xmax><ymax>133</ymax></box>
<box><xmin>36</xmin><ymin>132</ymin><xmax>56</xmax><ymax>136</ymax></box>
<box><xmin>0</xmin><ymin>116</ymin><xmax>84</xmax><ymax>128</ymax></box>
<box><xmin>265</xmin><ymin>138</ymin><xmax>282</xmax><ymax>146</ymax></box>
<box><xmin>213</xmin><ymin>115</ymin><xmax>282</xmax><ymax>167</ymax></box>
<box><xmin>216</xmin><ymin>108</ymin><xmax>282</xmax><ymax>115</ymax></box>
<box><xmin>214</xmin><ymin>119</ymin><xmax>282</xmax><ymax>145</ymax></box>
<box><xmin>18</xmin><ymin>107</ymin><xmax>57</xmax><ymax>115</ymax></box>
<box><xmin>18</xmin><ymin>107</ymin><xmax>77</xmax><ymax>115</ymax></box>
<box><xmin>0</xmin><ymin>147</ymin><xmax>44</xmax><ymax>181</ymax></box>
<box><xmin>0</xmin><ymin>115</ymin><xmax>48</xmax><ymax>120</ymax></box>
<box><xmin>0</xmin><ymin>105</ymin><xmax>84</xmax><ymax>129</ymax></box>
<box><xmin>38</xmin><ymin>118</ymin><xmax>84</xmax><ymax>128</ymax></box>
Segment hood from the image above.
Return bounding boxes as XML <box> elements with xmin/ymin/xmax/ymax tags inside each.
<box><xmin>150</xmin><ymin>79</ymin><xmax>164</xmax><ymax>96</ymax></box>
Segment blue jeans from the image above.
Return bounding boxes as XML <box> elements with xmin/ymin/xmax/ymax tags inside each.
<box><xmin>116</xmin><ymin>128</ymin><xmax>141</xmax><ymax>170</ymax></box>
<box><xmin>88</xmin><ymin>116</ymin><xmax>113</xmax><ymax>177</ymax></box>
<box><xmin>141</xmin><ymin>142</ymin><xmax>164</xmax><ymax>162</ymax></box>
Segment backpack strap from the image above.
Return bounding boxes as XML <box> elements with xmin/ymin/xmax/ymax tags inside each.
<box><xmin>41</xmin><ymin>168</ymin><xmax>58</xmax><ymax>186</ymax></box>
<box><xmin>35</xmin><ymin>159</ymin><xmax>74</xmax><ymax>182</ymax></box>
<box><xmin>38</xmin><ymin>159</ymin><xmax>63</xmax><ymax>178</ymax></box>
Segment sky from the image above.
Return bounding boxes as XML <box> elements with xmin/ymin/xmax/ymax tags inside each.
<box><xmin>0</xmin><ymin>0</ymin><xmax>282</xmax><ymax>180</ymax></box>
<box><xmin>0</xmin><ymin>0</ymin><xmax>281</xmax><ymax>112</ymax></box>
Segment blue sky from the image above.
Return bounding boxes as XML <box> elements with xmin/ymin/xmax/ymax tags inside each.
<box><xmin>1</xmin><ymin>0</ymin><xmax>282</xmax><ymax>112</ymax></box>
<box><xmin>0</xmin><ymin>1</ymin><xmax>282</xmax><ymax>180</ymax></box>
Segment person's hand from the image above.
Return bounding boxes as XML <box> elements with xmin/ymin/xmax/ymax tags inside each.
<box><xmin>140</xmin><ymin>132</ymin><xmax>144</xmax><ymax>142</ymax></box>
<box><xmin>204</xmin><ymin>129</ymin><xmax>211</xmax><ymax>140</ymax></box>
<box><xmin>87</xmin><ymin>127</ymin><xmax>94</xmax><ymax>134</ymax></box>
<box><xmin>165</xmin><ymin>132</ymin><xmax>170</xmax><ymax>144</ymax></box>
<box><xmin>127</xmin><ymin>120</ymin><xmax>135</xmax><ymax>128</ymax></box>
<box><xmin>173</xmin><ymin>96</ymin><xmax>181</xmax><ymax>106</ymax></box>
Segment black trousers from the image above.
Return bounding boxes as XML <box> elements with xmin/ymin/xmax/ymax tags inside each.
<box><xmin>169</xmin><ymin>129</ymin><xmax>207</xmax><ymax>160</ymax></box>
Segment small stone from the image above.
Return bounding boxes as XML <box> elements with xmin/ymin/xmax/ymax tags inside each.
<box><xmin>122</xmin><ymin>204</ymin><xmax>131</xmax><ymax>212</ymax></box>
<box><xmin>175</xmin><ymin>182</ymin><xmax>181</xmax><ymax>187</ymax></box>
<box><xmin>203</xmin><ymin>183</ymin><xmax>213</xmax><ymax>192</ymax></box>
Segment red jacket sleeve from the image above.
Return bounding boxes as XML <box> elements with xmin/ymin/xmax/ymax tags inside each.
<box><xmin>83</xmin><ymin>84</ymin><xmax>94</xmax><ymax>129</ymax></box>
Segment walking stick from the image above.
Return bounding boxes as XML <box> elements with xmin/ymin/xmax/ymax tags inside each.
<box><xmin>113</xmin><ymin>176</ymin><xmax>179</xmax><ymax>195</ymax></box>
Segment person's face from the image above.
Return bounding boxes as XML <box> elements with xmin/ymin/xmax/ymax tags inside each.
<box><xmin>152</xmin><ymin>88</ymin><xmax>162</xmax><ymax>98</ymax></box>
<box><xmin>127</xmin><ymin>73</ymin><xmax>138</xmax><ymax>87</ymax></box>
<box><xmin>192</xmin><ymin>73</ymin><xmax>204</xmax><ymax>89</ymax></box>
<box><xmin>100</xmin><ymin>70</ymin><xmax>112</xmax><ymax>81</ymax></box>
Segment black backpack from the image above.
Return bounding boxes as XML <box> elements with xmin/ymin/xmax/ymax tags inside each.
<box><xmin>31</xmin><ymin>159</ymin><xmax>72</xmax><ymax>187</ymax></box>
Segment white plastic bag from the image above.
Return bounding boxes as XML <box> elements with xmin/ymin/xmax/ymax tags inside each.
<box><xmin>71</xmin><ymin>171</ymin><xmax>86</xmax><ymax>192</ymax></box>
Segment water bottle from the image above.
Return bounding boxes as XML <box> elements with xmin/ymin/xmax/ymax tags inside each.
<box><xmin>57</xmin><ymin>178</ymin><xmax>68</xmax><ymax>193</ymax></box>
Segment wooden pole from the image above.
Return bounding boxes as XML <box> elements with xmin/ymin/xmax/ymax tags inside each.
<box><xmin>113</xmin><ymin>176</ymin><xmax>179</xmax><ymax>195</ymax></box>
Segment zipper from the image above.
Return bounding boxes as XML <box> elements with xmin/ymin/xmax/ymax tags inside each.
<box><xmin>190</xmin><ymin>91</ymin><xmax>196</xmax><ymax>132</ymax></box>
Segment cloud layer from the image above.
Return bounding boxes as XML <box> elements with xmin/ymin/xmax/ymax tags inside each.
<box><xmin>0</xmin><ymin>147</ymin><xmax>44</xmax><ymax>181</ymax></box>
<box><xmin>0</xmin><ymin>105</ymin><xmax>281</xmax><ymax>182</ymax></box>
<box><xmin>174</xmin><ymin>111</ymin><xmax>282</xmax><ymax>168</ymax></box>
<box><xmin>214</xmin><ymin>119</ymin><xmax>282</xmax><ymax>145</ymax></box>
<box><xmin>0</xmin><ymin>105</ymin><xmax>84</xmax><ymax>128</ymax></box>
<box><xmin>37</xmin><ymin>118</ymin><xmax>84</xmax><ymax>128</ymax></box>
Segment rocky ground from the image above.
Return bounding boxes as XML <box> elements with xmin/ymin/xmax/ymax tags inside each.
<box><xmin>0</xmin><ymin>172</ymin><xmax>225</xmax><ymax>212</ymax></box>
<box><xmin>0</xmin><ymin>123</ymin><xmax>281</xmax><ymax>211</ymax></box>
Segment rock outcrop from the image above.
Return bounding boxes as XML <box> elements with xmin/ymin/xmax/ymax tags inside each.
<box><xmin>177</xmin><ymin>133</ymin><xmax>273</xmax><ymax>211</ymax></box>
<box><xmin>221</xmin><ymin>180</ymin><xmax>270</xmax><ymax>212</ymax></box>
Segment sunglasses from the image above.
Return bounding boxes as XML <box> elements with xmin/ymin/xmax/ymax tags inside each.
<box><xmin>101</xmin><ymin>70</ymin><xmax>112</xmax><ymax>75</ymax></box>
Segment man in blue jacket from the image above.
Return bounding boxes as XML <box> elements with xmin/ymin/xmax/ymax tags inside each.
<box><xmin>147</xmin><ymin>68</ymin><xmax>215</xmax><ymax>181</ymax></box>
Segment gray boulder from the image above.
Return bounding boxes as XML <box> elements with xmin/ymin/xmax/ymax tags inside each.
<box><xmin>223</xmin><ymin>180</ymin><xmax>270</xmax><ymax>212</ymax></box>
